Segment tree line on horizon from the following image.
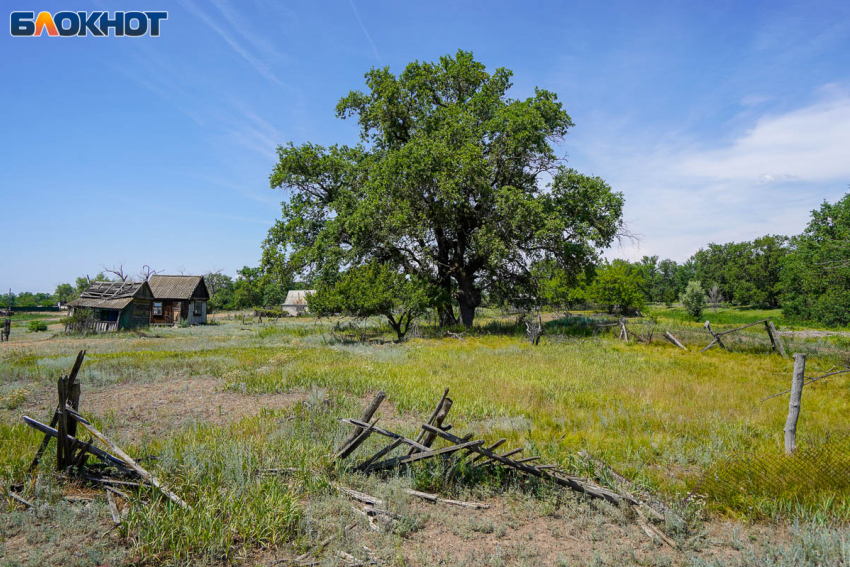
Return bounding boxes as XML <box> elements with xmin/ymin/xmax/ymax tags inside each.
<box><xmin>9</xmin><ymin>191</ymin><xmax>848</xmax><ymax>331</ymax></box>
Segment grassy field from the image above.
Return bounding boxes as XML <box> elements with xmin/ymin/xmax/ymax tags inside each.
<box><xmin>1</xmin><ymin>313</ymin><xmax>848</xmax><ymax>566</ymax></box>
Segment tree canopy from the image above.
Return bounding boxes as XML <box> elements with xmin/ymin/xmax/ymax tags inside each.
<box><xmin>588</xmin><ymin>260</ymin><xmax>645</xmax><ymax>315</ymax></box>
<box><xmin>781</xmin><ymin>192</ymin><xmax>850</xmax><ymax>327</ymax></box>
<box><xmin>263</xmin><ymin>50</ymin><xmax>624</xmax><ymax>327</ymax></box>
<box><xmin>308</xmin><ymin>262</ymin><xmax>431</xmax><ymax>340</ymax></box>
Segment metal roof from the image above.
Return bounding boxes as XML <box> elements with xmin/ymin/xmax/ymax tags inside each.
<box><xmin>148</xmin><ymin>275</ymin><xmax>209</xmax><ymax>300</ymax></box>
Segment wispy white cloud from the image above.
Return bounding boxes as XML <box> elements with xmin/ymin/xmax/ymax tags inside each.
<box><xmin>348</xmin><ymin>0</ymin><xmax>382</xmax><ymax>64</ymax></box>
<box><xmin>592</xmin><ymin>88</ymin><xmax>850</xmax><ymax>262</ymax></box>
<box><xmin>181</xmin><ymin>0</ymin><xmax>283</xmax><ymax>86</ymax></box>
<box><xmin>209</xmin><ymin>0</ymin><xmax>290</xmax><ymax>65</ymax></box>
<box><xmin>677</xmin><ymin>89</ymin><xmax>850</xmax><ymax>183</ymax></box>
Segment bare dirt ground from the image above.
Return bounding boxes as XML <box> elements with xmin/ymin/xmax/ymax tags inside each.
<box><xmin>249</xmin><ymin>496</ymin><xmax>792</xmax><ymax>567</ymax></box>
<box><xmin>9</xmin><ymin>376</ymin><xmax>308</xmax><ymax>445</ymax></box>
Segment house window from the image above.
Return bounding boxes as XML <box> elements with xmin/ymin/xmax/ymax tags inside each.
<box><xmin>193</xmin><ymin>302</ymin><xmax>203</xmax><ymax>316</ymax></box>
<box><xmin>153</xmin><ymin>302</ymin><xmax>162</xmax><ymax>316</ymax></box>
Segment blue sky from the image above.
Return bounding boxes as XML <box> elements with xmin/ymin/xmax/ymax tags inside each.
<box><xmin>2</xmin><ymin>1</ymin><xmax>849</xmax><ymax>292</ymax></box>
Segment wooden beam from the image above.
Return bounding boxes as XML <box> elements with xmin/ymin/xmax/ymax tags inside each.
<box><xmin>765</xmin><ymin>321</ymin><xmax>787</xmax><ymax>358</ymax></box>
<box><xmin>356</xmin><ymin>437</ymin><xmax>403</xmax><ymax>472</ymax></box>
<box><xmin>715</xmin><ymin>319</ymin><xmax>770</xmax><ymax>336</ymax></box>
<box><xmin>343</xmin><ymin>419</ymin><xmax>431</xmax><ymax>452</ymax></box>
<box><xmin>414</xmin><ymin>397</ymin><xmax>453</xmax><ymax>453</ymax></box>
<box><xmin>410</xmin><ymin>388</ymin><xmax>449</xmax><ymax>451</ymax></box>
<box><xmin>28</xmin><ymin>350</ymin><xmax>85</xmax><ymax>473</ymax></box>
<box><xmin>662</xmin><ymin>331</ymin><xmax>687</xmax><ymax>350</ymax></box>
<box><xmin>334</xmin><ymin>417</ymin><xmax>379</xmax><ymax>460</ymax></box>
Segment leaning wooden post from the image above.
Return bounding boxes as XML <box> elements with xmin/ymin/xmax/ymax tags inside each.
<box><xmin>765</xmin><ymin>321</ymin><xmax>787</xmax><ymax>358</ymax></box>
<box><xmin>417</xmin><ymin>397</ymin><xmax>453</xmax><ymax>451</ymax></box>
<box><xmin>784</xmin><ymin>353</ymin><xmax>806</xmax><ymax>455</ymax></box>
<box><xmin>336</xmin><ymin>391</ymin><xmax>385</xmax><ymax>454</ymax></box>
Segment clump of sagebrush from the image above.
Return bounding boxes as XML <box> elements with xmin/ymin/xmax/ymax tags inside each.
<box><xmin>0</xmin><ymin>387</ymin><xmax>28</xmax><ymax>410</ymax></box>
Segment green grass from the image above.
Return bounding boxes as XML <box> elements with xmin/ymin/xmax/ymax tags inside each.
<box><xmin>2</xmin><ymin>316</ymin><xmax>848</xmax><ymax>565</ymax></box>
<box><xmin>647</xmin><ymin>305</ymin><xmax>789</xmax><ymax>327</ymax></box>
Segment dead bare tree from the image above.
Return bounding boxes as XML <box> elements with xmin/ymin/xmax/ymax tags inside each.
<box><xmin>137</xmin><ymin>265</ymin><xmax>161</xmax><ymax>281</ymax></box>
<box><xmin>707</xmin><ymin>284</ymin><xmax>723</xmax><ymax>314</ymax></box>
<box><xmin>523</xmin><ymin>310</ymin><xmax>544</xmax><ymax>346</ymax></box>
<box><xmin>103</xmin><ymin>264</ymin><xmax>129</xmax><ymax>282</ymax></box>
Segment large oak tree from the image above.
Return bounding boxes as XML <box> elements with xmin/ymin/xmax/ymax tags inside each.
<box><xmin>263</xmin><ymin>51</ymin><xmax>624</xmax><ymax>327</ymax></box>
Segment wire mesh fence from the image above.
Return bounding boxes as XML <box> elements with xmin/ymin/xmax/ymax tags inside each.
<box><xmin>686</xmin><ymin>432</ymin><xmax>850</xmax><ymax>517</ymax></box>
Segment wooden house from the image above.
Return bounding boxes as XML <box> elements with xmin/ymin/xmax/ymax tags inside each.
<box><xmin>68</xmin><ymin>281</ymin><xmax>154</xmax><ymax>331</ymax></box>
<box><xmin>148</xmin><ymin>275</ymin><xmax>210</xmax><ymax>325</ymax></box>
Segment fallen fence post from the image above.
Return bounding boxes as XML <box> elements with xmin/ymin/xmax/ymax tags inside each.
<box><xmin>410</xmin><ymin>388</ymin><xmax>449</xmax><ymax>451</ymax></box>
<box><xmin>701</xmin><ymin>321</ymin><xmax>727</xmax><ymax>352</ymax></box>
<box><xmin>334</xmin><ymin>417</ymin><xmax>380</xmax><ymax>460</ymax></box>
<box><xmin>663</xmin><ymin>331</ymin><xmax>687</xmax><ymax>350</ymax></box>
<box><xmin>415</xmin><ymin>397</ymin><xmax>453</xmax><ymax>452</ymax></box>
<box><xmin>784</xmin><ymin>353</ymin><xmax>806</xmax><ymax>455</ymax></box>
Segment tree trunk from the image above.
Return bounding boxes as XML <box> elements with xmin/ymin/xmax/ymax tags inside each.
<box><xmin>438</xmin><ymin>304</ymin><xmax>457</xmax><ymax>327</ymax></box>
<box><xmin>456</xmin><ymin>279</ymin><xmax>481</xmax><ymax>328</ymax></box>
<box><xmin>459</xmin><ymin>302</ymin><xmax>476</xmax><ymax>328</ymax></box>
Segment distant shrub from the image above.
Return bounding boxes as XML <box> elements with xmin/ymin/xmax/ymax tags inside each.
<box><xmin>0</xmin><ymin>388</ymin><xmax>29</xmax><ymax>410</ymax></box>
<box><xmin>681</xmin><ymin>280</ymin><xmax>706</xmax><ymax>319</ymax></box>
<box><xmin>27</xmin><ymin>320</ymin><xmax>48</xmax><ymax>332</ymax></box>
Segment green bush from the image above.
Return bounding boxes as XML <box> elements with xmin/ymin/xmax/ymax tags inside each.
<box><xmin>27</xmin><ymin>320</ymin><xmax>48</xmax><ymax>332</ymax></box>
<box><xmin>680</xmin><ymin>280</ymin><xmax>706</xmax><ymax>319</ymax></box>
